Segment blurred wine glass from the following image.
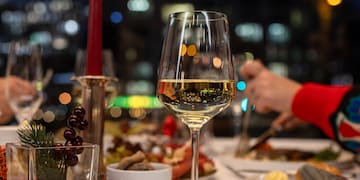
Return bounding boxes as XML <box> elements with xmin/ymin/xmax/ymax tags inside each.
<box><xmin>157</xmin><ymin>11</ymin><xmax>235</xmax><ymax>180</ymax></box>
<box><xmin>5</xmin><ymin>41</ymin><xmax>44</xmax><ymax>124</ymax></box>
<box><xmin>73</xmin><ymin>49</ymin><xmax>118</xmax><ymax>105</ymax></box>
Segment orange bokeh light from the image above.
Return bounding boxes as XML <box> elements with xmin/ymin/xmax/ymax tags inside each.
<box><xmin>58</xmin><ymin>92</ymin><xmax>72</xmax><ymax>105</ymax></box>
<box><xmin>180</xmin><ymin>44</ymin><xmax>187</xmax><ymax>56</ymax></box>
<box><xmin>187</xmin><ymin>44</ymin><xmax>197</xmax><ymax>56</ymax></box>
<box><xmin>327</xmin><ymin>0</ymin><xmax>342</xmax><ymax>6</ymax></box>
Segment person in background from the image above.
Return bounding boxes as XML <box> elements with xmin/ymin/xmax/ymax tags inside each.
<box><xmin>240</xmin><ymin>60</ymin><xmax>360</xmax><ymax>153</ymax></box>
<box><xmin>0</xmin><ymin>76</ymin><xmax>36</xmax><ymax>125</ymax></box>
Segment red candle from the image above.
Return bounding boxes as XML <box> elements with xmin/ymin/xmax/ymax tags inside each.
<box><xmin>86</xmin><ymin>0</ymin><xmax>102</xmax><ymax>75</ymax></box>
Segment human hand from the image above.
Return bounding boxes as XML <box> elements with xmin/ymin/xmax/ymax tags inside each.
<box><xmin>240</xmin><ymin>60</ymin><xmax>302</xmax><ymax>113</ymax></box>
<box><xmin>0</xmin><ymin>76</ymin><xmax>36</xmax><ymax>124</ymax></box>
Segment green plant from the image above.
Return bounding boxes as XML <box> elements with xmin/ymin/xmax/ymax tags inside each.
<box><xmin>17</xmin><ymin>121</ymin><xmax>66</xmax><ymax>180</ymax></box>
<box><xmin>15</xmin><ymin>106</ymin><xmax>88</xmax><ymax>180</ymax></box>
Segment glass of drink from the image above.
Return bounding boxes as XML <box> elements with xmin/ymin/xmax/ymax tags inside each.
<box><xmin>6</xmin><ymin>41</ymin><xmax>43</xmax><ymax>124</ymax></box>
<box><xmin>157</xmin><ymin>11</ymin><xmax>235</xmax><ymax>180</ymax></box>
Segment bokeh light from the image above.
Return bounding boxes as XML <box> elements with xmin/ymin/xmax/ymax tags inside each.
<box><xmin>58</xmin><ymin>92</ymin><xmax>72</xmax><ymax>105</ymax></box>
<box><xmin>110</xmin><ymin>11</ymin><xmax>123</xmax><ymax>24</ymax></box>
<box><xmin>241</xmin><ymin>98</ymin><xmax>255</xmax><ymax>112</ymax></box>
<box><xmin>30</xmin><ymin>31</ymin><xmax>52</xmax><ymax>45</ymax></box>
<box><xmin>180</xmin><ymin>44</ymin><xmax>187</xmax><ymax>56</ymax></box>
<box><xmin>52</xmin><ymin>37</ymin><xmax>68</xmax><ymax>50</ymax></box>
<box><xmin>161</xmin><ymin>3</ymin><xmax>194</xmax><ymax>23</ymax></box>
<box><xmin>213</xmin><ymin>57</ymin><xmax>222</xmax><ymax>69</ymax></box>
<box><xmin>128</xmin><ymin>96</ymin><xmax>151</xmax><ymax>108</ymax></box>
<box><xmin>129</xmin><ymin>108</ymin><xmax>146</xmax><ymax>119</ymax></box>
<box><xmin>187</xmin><ymin>44</ymin><xmax>197</xmax><ymax>56</ymax></box>
<box><xmin>327</xmin><ymin>0</ymin><xmax>342</xmax><ymax>6</ymax></box>
<box><xmin>33</xmin><ymin>2</ymin><xmax>47</xmax><ymax>15</ymax></box>
<box><xmin>236</xmin><ymin>81</ymin><xmax>246</xmax><ymax>91</ymax></box>
<box><xmin>64</xmin><ymin>19</ymin><xmax>79</xmax><ymax>35</ymax></box>
<box><xmin>43</xmin><ymin>111</ymin><xmax>55</xmax><ymax>123</ymax></box>
<box><xmin>241</xmin><ymin>98</ymin><xmax>249</xmax><ymax>112</ymax></box>
<box><xmin>268</xmin><ymin>23</ymin><xmax>289</xmax><ymax>43</ymax></box>
<box><xmin>127</xmin><ymin>0</ymin><xmax>150</xmax><ymax>12</ymax></box>
<box><xmin>235</xmin><ymin>23</ymin><xmax>263</xmax><ymax>43</ymax></box>
<box><xmin>33</xmin><ymin>109</ymin><xmax>44</xmax><ymax>120</ymax></box>
<box><xmin>110</xmin><ymin>107</ymin><xmax>122</xmax><ymax>118</ymax></box>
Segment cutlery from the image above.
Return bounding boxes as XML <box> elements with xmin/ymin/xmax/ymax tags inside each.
<box><xmin>223</xmin><ymin>164</ymin><xmax>246</xmax><ymax>179</ymax></box>
<box><xmin>234</xmin><ymin>100</ymin><xmax>252</xmax><ymax>157</ymax></box>
<box><xmin>247</xmin><ymin>126</ymin><xmax>283</xmax><ymax>152</ymax></box>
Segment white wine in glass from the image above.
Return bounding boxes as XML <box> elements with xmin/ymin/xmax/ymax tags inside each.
<box><xmin>157</xmin><ymin>11</ymin><xmax>235</xmax><ymax>180</ymax></box>
<box><xmin>6</xmin><ymin>41</ymin><xmax>43</xmax><ymax>124</ymax></box>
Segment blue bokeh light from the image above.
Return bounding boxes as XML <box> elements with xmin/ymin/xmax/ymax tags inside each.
<box><xmin>241</xmin><ymin>98</ymin><xmax>248</xmax><ymax>112</ymax></box>
<box><xmin>237</xmin><ymin>81</ymin><xmax>246</xmax><ymax>91</ymax></box>
<box><xmin>110</xmin><ymin>11</ymin><xmax>123</xmax><ymax>24</ymax></box>
<box><xmin>241</xmin><ymin>98</ymin><xmax>255</xmax><ymax>112</ymax></box>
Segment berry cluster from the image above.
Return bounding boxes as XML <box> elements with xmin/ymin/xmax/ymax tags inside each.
<box><xmin>55</xmin><ymin>106</ymin><xmax>88</xmax><ymax>166</ymax></box>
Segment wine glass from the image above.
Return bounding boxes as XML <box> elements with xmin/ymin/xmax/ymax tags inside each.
<box><xmin>73</xmin><ymin>49</ymin><xmax>118</xmax><ymax>105</ymax></box>
<box><xmin>157</xmin><ymin>11</ymin><xmax>235</xmax><ymax>180</ymax></box>
<box><xmin>5</xmin><ymin>41</ymin><xmax>43</xmax><ymax>124</ymax></box>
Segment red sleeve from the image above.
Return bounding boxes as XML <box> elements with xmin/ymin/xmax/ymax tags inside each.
<box><xmin>291</xmin><ymin>83</ymin><xmax>351</xmax><ymax>138</ymax></box>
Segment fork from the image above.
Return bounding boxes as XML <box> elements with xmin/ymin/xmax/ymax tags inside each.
<box><xmin>235</xmin><ymin>100</ymin><xmax>252</xmax><ymax>157</ymax></box>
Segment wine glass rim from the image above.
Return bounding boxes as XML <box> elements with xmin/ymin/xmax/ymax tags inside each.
<box><xmin>169</xmin><ymin>10</ymin><xmax>227</xmax><ymax>21</ymax></box>
<box><xmin>9</xmin><ymin>40</ymin><xmax>41</xmax><ymax>56</ymax></box>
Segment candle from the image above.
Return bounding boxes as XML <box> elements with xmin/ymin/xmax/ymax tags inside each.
<box><xmin>86</xmin><ymin>0</ymin><xmax>103</xmax><ymax>75</ymax></box>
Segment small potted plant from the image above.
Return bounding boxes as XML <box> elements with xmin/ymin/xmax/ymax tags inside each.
<box><xmin>6</xmin><ymin>106</ymin><xmax>99</xmax><ymax>180</ymax></box>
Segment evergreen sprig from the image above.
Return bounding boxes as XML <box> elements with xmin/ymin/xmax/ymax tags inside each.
<box><xmin>16</xmin><ymin>121</ymin><xmax>66</xmax><ymax>180</ymax></box>
<box><xmin>17</xmin><ymin>121</ymin><xmax>55</xmax><ymax>147</ymax></box>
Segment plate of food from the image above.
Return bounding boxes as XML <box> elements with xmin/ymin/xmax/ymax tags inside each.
<box><xmin>216</xmin><ymin>138</ymin><xmax>354</xmax><ymax>173</ymax></box>
<box><xmin>104</xmin><ymin>134</ymin><xmax>217</xmax><ymax>180</ymax></box>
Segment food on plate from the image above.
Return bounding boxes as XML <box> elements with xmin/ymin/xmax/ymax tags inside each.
<box><xmin>116</xmin><ymin>151</ymin><xmax>154</xmax><ymax>171</ymax></box>
<box><xmin>104</xmin><ymin>117</ymin><xmax>216</xmax><ymax>179</ymax></box>
<box><xmin>295</xmin><ymin>161</ymin><xmax>345</xmax><ymax>180</ymax></box>
<box><xmin>303</xmin><ymin>161</ymin><xmax>342</xmax><ymax>176</ymax></box>
<box><xmin>163</xmin><ymin>142</ymin><xmax>216</xmax><ymax>179</ymax></box>
<box><xmin>312</xmin><ymin>147</ymin><xmax>341</xmax><ymax>161</ymax></box>
<box><xmin>105</xmin><ymin>134</ymin><xmax>168</xmax><ymax>165</ymax></box>
<box><xmin>238</xmin><ymin>142</ymin><xmax>340</xmax><ymax>162</ymax></box>
<box><xmin>263</xmin><ymin>170</ymin><xmax>289</xmax><ymax>180</ymax></box>
<box><xmin>105</xmin><ymin>135</ymin><xmax>216</xmax><ymax>179</ymax></box>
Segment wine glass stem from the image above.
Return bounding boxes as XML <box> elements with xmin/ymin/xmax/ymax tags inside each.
<box><xmin>190</xmin><ymin>128</ymin><xmax>200</xmax><ymax>180</ymax></box>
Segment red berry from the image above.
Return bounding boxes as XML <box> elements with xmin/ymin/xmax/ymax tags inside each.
<box><xmin>64</xmin><ymin>128</ymin><xmax>76</xmax><ymax>141</ymax></box>
<box><xmin>78</xmin><ymin>120</ymin><xmax>88</xmax><ymax>130</ymax></box>
<box><xmin>72</xmin><ymin>136</ymin><xmax>83</xmax><ymax>146</ymax></box>
<box><xmin>73</xmin><ymin>106</ymin><xmax>85</xmax><ymax>119</ymax></box>
<box><xmin>66</xmin><ymin>147</ymin><xmax>76</xmax><ymax>157</ymax></box>
<box><xmin>60</xmin><ymin>106</ymin><xmax>88</xmax><ymax>164</ymax></box>
<box><xmin>67</xmin><ymin>115</ymin><xmax>80</xmax><ymax>128</ymax></box>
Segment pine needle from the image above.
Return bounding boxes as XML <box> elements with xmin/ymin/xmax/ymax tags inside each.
<box><xmin>17</xmin><ymin>121</ymin><xmax>55</xmax><ymax>148</ymax></box>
